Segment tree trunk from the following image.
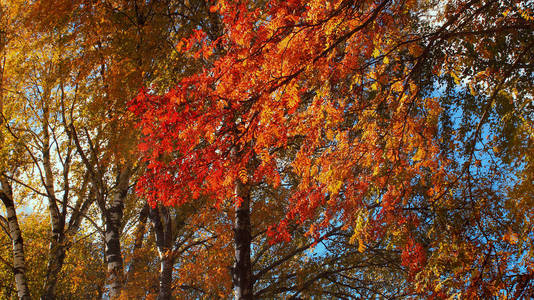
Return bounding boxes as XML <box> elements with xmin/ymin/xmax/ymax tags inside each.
<box><xmin>105</xmin><ymin>166</ymin><xmax>130</xmax><ymax>299</ymax></box>
<box><xmin>106</xmin><ymin>211</ymin><xmax>123</xmax><ymax>299</ymax></box>
<box><xmin>41</xmin><ymin>99</ymin><xmax>67</xmax><ymax>300</ymax></box>
<box><xmin>150</xmin><ymin>205</ymin><xmax>175</xmax><ymax>300</ymax></box>
<box><xmin>41</xmin><ymin>239</ymin><xmax>66</xmax><ymax>300</ymax></box>
<box><xmin>0</xmin><ymin>180</ymin><xmax>31</xmax><ymax>300</ymax></box>
<box><xmin>232</xmin><ymin>180</ymin><xmax>252</xmax><ymax>300</ymax></box>
<box><xmin>158</xmin><ymin>255</ymin><xmax>174</xmax><ymax>300</ymax></box>
<box><xmin>231</xmin><ymin>147</ymin><xmax>253</xmax><ymax>300</ymax></box>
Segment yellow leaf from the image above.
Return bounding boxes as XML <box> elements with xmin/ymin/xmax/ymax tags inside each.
<box><xmin>392</xmin><ymin>81</ymin><xmax>403</xmax><ymax>93</ymax></box>
<box><xmin>328</xmin><ymin>180</ymin><xmax>343</xmax><ymax>194</ymax></box>
<box><xmin>503</xmin><ymin>230</ymin><xmax>519</xmax><ymax>244</ymax></box>
<box><xmin>372</xmin><ymin>165</ymin><xmax>380</xmax><ymax>176</ymax></box>
<box><xmin>371</xmin><ymin>82</ymin><xmax>379</xmax><ymax>91</ymax></box>
<box><xmin>310</xmin><ymin>165</ymin><xmax>318</xmax><ymax>177</ymax></box>
<box><xmin>358</xmin><ymin>237</ymin><xmax>366</xmax><ymax>252</ymax></box>
<box><xmin>372</xmin><ymin>48</ymin><xmax>380</xmax><ymax>58</ymax></box>
<box><xmin>413</xmin><ymin>148</ymin><xmax>425</xmax><ymax>161</ymax></box>
<box><xmin>451</xmin><ymin>71</ymin><xmax>460</xmax><ymax>84</ymax></box>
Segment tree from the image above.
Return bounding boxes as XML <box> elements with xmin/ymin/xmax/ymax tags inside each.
<box><xmin>132</xmin><ymin>0</ymin><xmax>434</xmax><ymax>297</ymax></box>
<box><xmin>0</xmin><ymin>0</ymin><xmax>531</xmax><ymax>298</ymax></box>
<box><xmin>2</xmin><ymin>1</ymin><xmax>220</xmax><ymax>298</ymax></box>
<box><xmin>0</xmin><ymin>0</ymin><xmax>224</xmax><ymax>299</ymax></box>
<box><xmin>404</xmin><ymin>0</ymin><xmax>534</xmax><ymax>297</ymax></box>
<box><xmin>0</xmin><ymin>2</ymin><xmax>106</xmax><ymax>297</ymax></box>
<box><xmin>132</xmin><ymin>0</ymin><xmax>533</xmax><ymax>297</ymax></box>
<box><xmin>0</xmin><ymin>213</ymin><xmax>106</xmax><ymax>299</ymax></box>
<box><xmin>1</xmin><ymin>3</ymin><xmax>32</xmax><ymax>299</ymax></box>
<box><xmin>0</xmin><ymin>169</ymin><xmax>31</xmax><ymax>300</ymax></box>
<box><xmin>59</xmin><ymin>0</ymin><xmax>222</xmax><ymax>297</ymax></box>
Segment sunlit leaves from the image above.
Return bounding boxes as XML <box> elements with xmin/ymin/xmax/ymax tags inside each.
<box><xmin>127</xmin><ymin>0</ymin><xmax>534</xmax><ymax>297</ymax></box>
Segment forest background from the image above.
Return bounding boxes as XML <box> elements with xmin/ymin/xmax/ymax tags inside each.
<box><xmin>0</xmin><ymin>0</ymin><xmax>532</xmax><ymax>299</ymax></box>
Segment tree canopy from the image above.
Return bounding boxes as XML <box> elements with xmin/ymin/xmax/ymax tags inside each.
<box><xmin>1</xmin><ymin>0</ymin><xmax>532</xmax><ymax>299</ymax></box>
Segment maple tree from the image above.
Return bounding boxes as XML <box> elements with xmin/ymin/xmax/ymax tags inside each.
<box><xmin>69</xmin><ymin>1</ymin><xmax>223</xmax><ymax>297</ymax></box>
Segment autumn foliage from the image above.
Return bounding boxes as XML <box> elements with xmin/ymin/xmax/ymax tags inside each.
<box><xmin>130</xmin><ymin>0</ymin><xmax>533</xmax><ymax>297</ymax></box>
<box><xmin>133</xmin><ymin>0</ymin><xmax>435</xmax><ymax>276</ymax></box>
<box><xmin>1</xmin><ymin>0</ymin><xmax>533</xmax><ymax>298</ymax></box>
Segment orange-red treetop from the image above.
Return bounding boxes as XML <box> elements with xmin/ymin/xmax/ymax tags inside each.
<box><xmin>130</xmin><ymin>0</ymin><xmax>442</xmax><ymax>279</ymax></box>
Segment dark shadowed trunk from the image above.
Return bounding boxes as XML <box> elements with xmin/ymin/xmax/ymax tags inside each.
<box><xmin>150</xmin><ymin>205</ymin><xmax>175</xmax><ymax>300</ymax></box>
<box><xmin>231</xmin><ymin>146</ymin><xmax>253</xmax><ymax>300</ymax></box>
<box><xmin>158</xmin><ymin>256</ymin><xmax>174</xmax><ymax>300</ymax></box>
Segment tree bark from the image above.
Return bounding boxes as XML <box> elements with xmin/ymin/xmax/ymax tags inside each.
<box><xmin>231</xmin><ymin>147</ymin><xmax>253</xmax><ymax>300</ymax></box>
<box><xmin>158</xmin><ymin>255</ymin><xmax>174</xmax><ymax>300</ymax></box>
<box><xmin>0</xmin><ymin>179</ymin><xmax>31</xmax><ymax>300</ymax></box>
<box><xmin>41</xmin><ymin>240</ymin><xmax>66</xmax><ymax>300</ymax></box>
<box><xmin>105</xmin><ymin>166</ymin><xmax>131</xmax><ymax>299</ymax></box>
<box><xmin>150</xmin><ymin>205</ymin><xmax>175</xmax><ymax>300</ymax></box>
